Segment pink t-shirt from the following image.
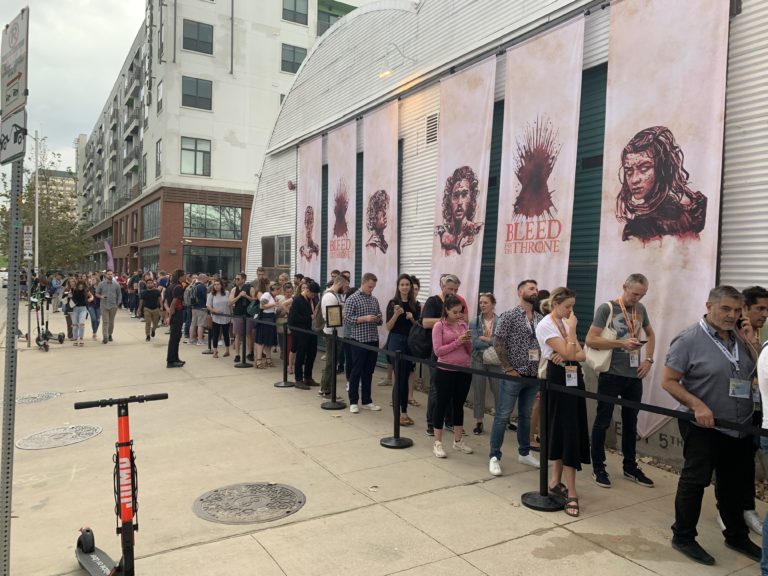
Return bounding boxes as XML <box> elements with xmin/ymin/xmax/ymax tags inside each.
<box><xmin>432</xmin><ymin>319</ymin><xmax>472</xmax><ymax>370</ymax></box>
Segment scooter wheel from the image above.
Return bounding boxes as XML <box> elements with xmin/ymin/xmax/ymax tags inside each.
<box><xmin>43</xmin><ymin>342</ymin><xmax>49</xmax><ymax>352</ymax></box>
<box><xmin>57</xmin><ymin>334</ymin><xmax>65</xmax><ymax>344</ymax></box>
<box><xmin>77</xmin><ymin>528</ymin><xmax>95</xmax><ymax>553</ymax></box>
<box><xmin>35</xmin><ymin>336</ymin><xmax>43</xmax><ymax>347</ymax></box>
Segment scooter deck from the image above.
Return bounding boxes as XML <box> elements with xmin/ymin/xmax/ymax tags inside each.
<box><xmin>76</xmin><ymin>545</ymin><xmax>117</xmax><ymax>575</ymax></box>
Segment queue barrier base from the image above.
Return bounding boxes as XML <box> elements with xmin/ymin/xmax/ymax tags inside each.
<box><xmin>274</xmin><ymin>380</ymin><xmax>295</xmax><ymax>388</ymax></box>
<box><xmin>380</xmin><ymin>436</ymin><xmax>414</xmax><ymax>450</ymax></box>
<box><xmin>521</xmin><ymin>490</ymin><xmax>564</xmax><ymax>512</ymax></box>
<box><xmin>321</xmin><ymin>399</ymin><xmax>346</xmax><ymax>410</ymax></box>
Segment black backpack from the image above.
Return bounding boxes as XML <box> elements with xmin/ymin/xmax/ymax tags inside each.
<box><xmin>408</xmin><ymin>322</ymin><xmax>432</xmax><ymax>359</ymax></box>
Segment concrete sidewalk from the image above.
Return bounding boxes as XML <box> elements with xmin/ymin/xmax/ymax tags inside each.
<box><xmin>4</xmin><ymin>304</ymin><xmax>764</xmax><ymax>575</ymax></box>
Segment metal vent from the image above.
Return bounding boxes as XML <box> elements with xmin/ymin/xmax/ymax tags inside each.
<box><xmin>425</xmin><ymin>113</ymin><xmax>438</xmax><ymax>145</ymax></box>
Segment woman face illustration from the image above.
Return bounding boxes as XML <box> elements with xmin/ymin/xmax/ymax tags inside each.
<box><xmin>623</xmin><ymin>151</ymin><xmax>656</xmax><ymax>201</ymax></box>
<box><xmin>450</xmin><ymin>179</ymin><xmax>472</xmax><ymax>221</ymax></box>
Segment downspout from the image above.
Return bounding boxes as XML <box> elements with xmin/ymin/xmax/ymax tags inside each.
<box><xmin>173</xmin><ymin>0</ymin><xmax>177</xmax><ymax>63</ymax></box>
<box><xmin>230</xmin><ymin>0</ymin><xmax>234</xmax><ymax>75</ymax></box>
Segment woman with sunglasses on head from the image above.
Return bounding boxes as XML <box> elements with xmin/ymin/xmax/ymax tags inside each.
<box><xmin>255</xmin><ymin>283</ymin><xmax>280</xmax><ymax>368</ymax></box>
<box><xmin>207</xmin><ymin>278</ymin><xmax>231</xmax><ymax>358</ymax></box>
<box><xmin>469</xmin><ymin>292</ymin><xmax>500</xmax><ymax>435</ymax></box>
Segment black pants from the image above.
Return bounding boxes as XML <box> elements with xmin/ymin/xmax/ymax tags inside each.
<box><xmin>433</xmin><ymin>368</ymin><xmax>471</xmax><ymax>431</ymax></box>
<box><xmin>294</xmin><ymin>332</ymin><xmax>317</xmax><ymax>382</ymax></box>
<box><xmin>591</xmin><ymin>373</ymin><xmax>643</xmax><ymax>473</ymax></box>
<box><xmin>166</xmin><ymin>310</ymin><xmax>183</xmax><ymax>363</ymax></box>
<box><xmin>348</xmin><ymin>341</ymin><xmax>378</xmax><ymax>405</ymax></box>
<box><xmin>673</xmin><ymin>420</ymin><xmax>753</xmax><ymax>543</ymax></box>
<box><xmin>211</xmin><ymin>323</ymin><xmax>230</xmax><ymax>349</ymax></box>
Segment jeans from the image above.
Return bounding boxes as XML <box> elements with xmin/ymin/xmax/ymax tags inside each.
<box><xmin>210</xmin><ymin>322</ymin><xmax>230</xmax><ymax>349</ymax></box>
<box><xmin>591</xmin><ymin>373</ymin><xmax>643</xmax><ymax>473</ymax></box>
<box><xmin>762</xmin><ymin>512</ymin><xmax>768</xmax><ymax>575</ymax></box>
<box><xmin>70</xmin><ymin>306</ymin><xmax>88</xmax><ymax>340</ymax></box>
<box><xmin>183</xmin><ymin>306</ymin><xmax>192</xmax><ymax>338</ymax></box>
<box><xmin>471</xmin><ymin>357</ymin><xmax>500</xmax><ymax>421</ymax></box>
<box><xmin>348</xmin><ymin>341</ymin><xmax>378</xmax><ymax>405</ymax></box>
<box><xmin>489</xmin><ymin>376</ymin><xmax>537</xmax><ymax>459</ymax></box>
<box><xmin>87</xmin><ymin>305</ymin><xmax>100</xmax><ymax>335</ymax></box>
<box><xmin>388</xmin><ymin>332</ymin><xmax>413</xmax><ymax>413</ymax></box>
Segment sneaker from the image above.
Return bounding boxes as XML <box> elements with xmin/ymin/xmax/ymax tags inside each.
<box><xmin>108</xmin><ymin>336</ymin><xmax>113</xmax><ymax>342</ymax></box>
<box><xmin>377</xmin><ymin>377</ymin><xmax>392</xmax><ymax>386</ymax></box>
<box><xmin>623</xmin><ymin>467</ymin><xmax>654</xmax><ymax>487</ymax></box>
<box><xmin>433</xmin><ymin>441</ymin><xmax>446</xmax><ymax>458</ymax></box>
<box><xmin>246</xmin><ymin>353</ymin><xmax>255</xmax><ymax>361</ymax></box>
<box><xmin>234</xmin><ymin>355</ymin><xmax>241</xmax><ymax>363</ymax></box>
<box><xmin>716</xmin><ymin>513</ymin><xmax>726</xmax><ymax>531</ymax></box>
<box><xmin>518</xmin><ymin>453</ymin><xmax>540</xmax><ymax>468</ymax></box>
<box><xmin>743</xmin><ymin>510</ymin><xmax>764</xmax><ymax>536</ymax></box>
<box><xmin>145</xmin><ymin>336</ymin><xmax>150</xmax><ymax>342</ymax></box>
<box><xmin>452</xmin><ymin>439</ymin><xmax>473</xmax><ymax>454</ymax></box>
<box><xmin>592</xmin><ymin>470</ymin><xmax>612</xmax><ymax>488</ymax></box>
<box><xmin>507</xmin><ymin>420</ymin><xmax>518</xmax><ymax>431</ymax></box>
<box><xmin>196</xmin><ymin>340</ymin><xmax>204</xmax><ymax>346</ymax></box>
<box><xmin>671</xmin><ymin>538</ymin><xmax>715</xmax><ymax>565</ymax></box>
<box><xmin>349</xmin><ymin>404</ymin><xmax>359</xmax><ymax>414</ymax></box>
<box><xmin>425</xmin><ymin>426</ymin><xmax>434</xmax><ymax>437</ymax></box>
<box><xmin>444</xmin><ymin>424</ymin><xmax>454</xmax><ymax>432</ymax></box>
<box><xmin>489</xmin><ymin>457</ymin><xmax>502</xmax><ymax>476</ymax></box>
<box><xmin>183</xmin><ymin>338</ymin><xmax>189</xmax><ymax>344</ymax></box>
<box><xmin>362</xmin><ymin>403</ymin><xmax>381</xmax><ymax>411</ymax></box>
<box><xmin>151</xmin><ymin>329</ymin><xmax>155</xmax><ymax>337</ymax></box>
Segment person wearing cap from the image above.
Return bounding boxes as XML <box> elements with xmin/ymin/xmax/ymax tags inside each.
<box><xmin>288</xmin><ymin>280</ymin><xmax>321</xmax><ymax>389</ymax></box>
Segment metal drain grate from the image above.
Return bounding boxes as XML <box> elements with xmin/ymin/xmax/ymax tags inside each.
<box><xmin>16</xmin><ymin>425</ymin><xmax>102</xmax><ymax>450</ymax></box>
<box><xmin>193</xmin><ymin>483</ymin><xmax>306</xmax><ymax>525</ymax></box>
<box><xmin>16</xmin><ymin>391</ymin><xmax>62</xmax><ymax>404</ymax></box>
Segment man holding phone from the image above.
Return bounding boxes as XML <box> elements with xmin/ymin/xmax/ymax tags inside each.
<box><xmin>585</xmin><ymin>273</ymin><xmax>656</xmax><ymax>488</ymax></box>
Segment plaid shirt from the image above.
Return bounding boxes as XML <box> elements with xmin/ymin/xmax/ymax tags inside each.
<box><xmin>343</xmin><ymin>289</ymin><xmax>382</xmax><ymax>343</ymax></box>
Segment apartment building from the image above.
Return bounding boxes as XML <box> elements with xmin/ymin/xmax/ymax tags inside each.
<box><xmin>76</xmin><ymin>0</ymin><xmax>368</xmax><ymax>279</ymax></box>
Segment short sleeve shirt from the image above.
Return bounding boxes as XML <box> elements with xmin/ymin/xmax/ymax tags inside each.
<box><xmin>592</xmin><ymin>301</ymin><xmax>651</xmax><ymax>377</ymax></box>
<box><xmin>495</xmin><ymin>306</ymin><xmax>543</xmax><ymax>376</ymax></box>
<box><xmin>421</xmin><ymin>295</ymin><xmax>444</xmax><ymax>334</ymax></box>
<box><xmin>535</xmin><ymin>315</ymin><xmax>569</xmax><ymax>361</ymax></box>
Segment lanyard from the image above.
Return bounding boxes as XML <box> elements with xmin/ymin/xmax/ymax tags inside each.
<box><xmin>483</xmin><ymin>316</ymin><xmax>493</xmax><ymax>337</ymax></box>
<box><xmin>552</xmin><ymin>314</ymin><xmax>569</xmax><ymax>341</ymax></box>
<box><xmin>699</xmin><ymin>318</ymin><xmax>740</xmax><ymax>371</ymax></box>
<box><xmin>618</xmin><ymin>297</ymin><xmax>638</xmax><ymax>337</ymax></box>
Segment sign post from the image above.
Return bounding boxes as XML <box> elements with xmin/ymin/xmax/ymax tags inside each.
<box><xmin>1</xmin><ymin>7</ymin><xmax>29</xmax><ymax>116</ymax></box>
<box><xmin>24</xmin><ymin>226</ymin><xmax>32</xmax><ymax>349</ymax></box>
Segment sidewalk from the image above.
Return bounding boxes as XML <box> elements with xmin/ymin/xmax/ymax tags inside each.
<box><xmin>4</xmin><ymin>304</ymin><xmax>764</xmax><ymax>575</ymax></box>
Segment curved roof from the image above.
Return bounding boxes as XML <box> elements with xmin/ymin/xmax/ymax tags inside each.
<box><xmin>268</xmin><ymin>0</ymin><xmax>592</xmax><ymax>153</ymax></box>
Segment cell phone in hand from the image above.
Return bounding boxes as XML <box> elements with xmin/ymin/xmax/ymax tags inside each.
<box><xmin>638</xmin><ymin>340</ymin><xmax>648</xmax><ymax>345</ymax></box>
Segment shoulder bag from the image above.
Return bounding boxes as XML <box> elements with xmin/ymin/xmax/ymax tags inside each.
<box><xmin>408</xmin><ymin>321</ymin><xmax>433</xmax><ymax>359</ymax></box>
<box><xmin>584</xmin><ymin>302</ymin><xmax>616</xmax><ymax>373</ymax></box>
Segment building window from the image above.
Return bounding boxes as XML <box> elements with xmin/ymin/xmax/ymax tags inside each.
<box><xmin>158</xmin><ymin>6</ymin><xmax>165</xmax><ymax>60</ymax></box>
<box><xmin>182</xmin><ymin>76</ymin><xmax>213</xmax><ymax>110</ymax></box>
<box><xmin>283</xmin><ymin>0</ymin><xmax>308</xmax><ymax>25</ymax></box>
<box><xmin>183</xmin><ymin>246</ymin><xmax>241</xmax><ymax>281</ymax></box>
<box><xmin>140</xmin><ymin>245</ymin><xmax>160</xmax><ymax>272</ymax></box>
<box><xmin>277</xmin><ymin>235</ymin><xmax>291</xmax><ymax>266</ymax></box>
<box><xmin>317</xmin><ymin>10</ymin><xmax>340</xmax><ymax>36</ymax></box>
<box><xmin>155</xmin><ymin>139</ymin><xmax>162</xmax><ymax>178</ymax></box>
<box><xmin>281</xmin><ymin>44</ymin><xmax>307</xmax><ymax>74</ymax></box>
<box><xmin>261</xmin><ymin>234</ymin><xmax>291</xmax><ymax>268</ymax></box>
<box><xmin>157</xmin><ymin>80</ymin><xmax>163</xmax><ymax>113</ymax></box>
<box><xmin>183</xmin><ymin>203</ymin><xmax>241</xmax><ymax>239</ymax></box>
<box><xmin>181</xmin><ymin>137</ymin><xmax>211</xmax><ymax>177</ymax></box>
<box><xmin>142</xmin><ymin>153</ymin><xmax>147</xmax><ymax>187</ymax></box>
<box><xmin>141</xmin><ymin>199</ymin><xmax>161</xmax><ymax>240</ymax></box>
<box><xmin>182</xmin><ymin>20</ymin><xmax>213</xmax><ymax>54</ymax></box>
<box><xmin>132</xmin><ymin>212</ymin><xmax>138</xmax><ymax>243</ymax></box>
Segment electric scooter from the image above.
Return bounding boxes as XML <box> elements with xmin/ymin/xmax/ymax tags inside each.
<box><xmin>29</xmin><ymin>295</ymin><xmax>49</xmax><ymax>351</ymax></box>
<box><xmin>74</xmin><ymin>393</ymin><xmax>168</xmax><ymax>576</ymax></box>
<box><xmin>40</xmin><ymin>291</ymin><xmax>65</xmax><ymax>344</ymax></box>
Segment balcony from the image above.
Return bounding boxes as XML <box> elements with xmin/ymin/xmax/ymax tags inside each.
<box><xmin>109</xmin><ymin>137</ymin><xmax>119</xmax><ymax>159</ymax></box>
<box><xmin>109</xmin><ymin>108</ymin><xmax>118</xmax><ymax>130</ymax></box>
<box><xmin>123</xmin><ymin>107</ymin><xmax>140</xmax><ymax>138</ymax></box>
<box><xmin>123</xmin><ymin>66</ymin><xmax>141</xmax><ymax>101</ymax></box>
<box><xmin>122</xmin><ymin>146</ymin><xmax>140</xmax><ymax>175</ymax></box>
<box><xmin>95</xmin><ymin>156</ymin><xmax>104</xmax><ymax>179</ymax></box>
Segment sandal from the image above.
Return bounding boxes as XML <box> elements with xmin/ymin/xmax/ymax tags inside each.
<box><xmin>400</xmin><ymin>414</ymin><xmax>414</xmax><ymax>426</ymax></box>
<box><xmin>564</xmin><ymin>496</ymin><xmax>580</xmax><ymax>517</ymax></box>
<box><xmin>213</xmin><ymin>351</ymin><xmax>219</xmax><ymax>358</ymax></box>
<box><xmin>265</xmin><ymin>359</ymin><xmax>274</xmax><ymax>367</ymax></box>
<box><xmin>408</xmin><ymin>399</ymin><xmax>421</xmax><ymax>407</ymax></box>
<box><xmin>255</xmin><ymin>359</ymin><xmax>265</xmax><ymax>369</ymax></box>
<box><xmin>548</xmin><ymin>483</ymin><xmax>568</xmax><ymax>501</ymax></box>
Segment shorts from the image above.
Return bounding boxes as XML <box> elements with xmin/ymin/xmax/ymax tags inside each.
<box><xmin>232</xmin><ymin>316</ymin><xmax>255</xmax><ymax>337</ymax></box>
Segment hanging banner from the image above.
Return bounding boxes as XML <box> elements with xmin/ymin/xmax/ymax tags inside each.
<box><xmin>297</xmin><ymin>136</ymin><xmax>323</xmax><ymax>282</ymax></box>
<box><xmin>494</xmin><ymin>18</ymin><xmax>584</xmax><ymax>312</ymax></box>
<box><xmin>327</xmin><ymin>122</ymin><xmax>357</xmax><ymax>279</ymax></box>
<box><xmin>430</xmin><ymin>57</ymin><xmax>496</xmax><ymax>317</ymax></box>
<box><xmin>363</xmin><ymin>101</ymin><xmax>399</xmax><ymax>343</ymax></box>
<box><xmin>594</xmin><ymin>0</ymin><xmax>730</xmax><ymax>437</ymax></box>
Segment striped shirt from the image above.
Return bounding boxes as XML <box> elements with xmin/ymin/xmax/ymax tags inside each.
<box><xmin>343</xmin><ymin>289</ymin><xmax>382</xmax><ymax>343</ymax></box>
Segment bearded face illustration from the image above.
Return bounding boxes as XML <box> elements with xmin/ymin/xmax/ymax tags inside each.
<box><xmin>513</xmin><ymin>116</ymin><xmax>560</xmax><ymax>220</ymax></box>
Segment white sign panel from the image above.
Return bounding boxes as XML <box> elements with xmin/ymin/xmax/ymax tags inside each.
<box><xmin>1</xmin><ymin>7</ymin><xmax>29</xmax><ymax>115</ymax></box>
<box><xmin>23</xmin><ymin>225</ymin><xmax>32</xmax><ymax>249</ymax></box>
<box><xmin>0</xmin><ymin>108</ymin><xmax>26</xmax><ymax>165</ymax></box>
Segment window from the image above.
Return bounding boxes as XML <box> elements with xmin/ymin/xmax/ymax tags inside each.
<box><xmin>142</xmin><ymin>153</ymin><xmax>147</xmax><ymax>187</ymax></box>
<box><xmin>317</xmin><ymin>10</ymin><xmax>340</xmax><ymax>36</ymax></box>
<box><xmin>140</xmin><ymin>245</ymin><xmax>160</xmax><ymax>272</ymax></box>
<box><xmin>283</xmin><ymin>0</ymin><xmax>308</xmax><ymax>25</ymax></box>
<box><xmin>281</xmin><ymin>44</ymin><xmax>307</xmax><ymax>74</ymax></box>
<box><xmin>182</xmin><ymin>20</ymin><xmax>213</xmax><ymax>54</ymax></box>
<box><xmin>183</xmin><ymin>246</ymin><xmax>241</xmax><ymax>281</ymax></box>
<box><xmin>157</xmin><ymin>80</ymin><xmax>163</xmax><ymax>113</ymax></box>
<box><xmin>261</xmin><ymin>234</ymin><xmax>291</xmax><ymax>268</ymax></box>
<box><xmin>181</xmin><ymin>137</ymin><xmax>211</xmax><ymax>176</ymax></box>
<box><xmin>158</xmin><ymin>6</ymin><xmax>165</xmax><ymax>61</ymax></box>
<box><xmin>182</xmin><ymin>76</ymin><xmax>213</xmax><ymax>110</ymax></box>
<box><xmin>132</xmin><ymin>212</ymin><xmax>138</xmax><ymax>243</ymax></box>
<box><xmin>183</xmin><ymin>203</ymin><xmax>241</xmax><ymax>239</ymax></box>
<box><xmin>277</xmin><ymin>235</ymin><xmax>291</xmax><ymax>266</ymax></box>
<box><xmin>142</xmin><ymin>200</ymin><xmax>161</xmax><ymax>240</ymax></box>
<box><xmin>155</xmin><ymin>139</ymin><xmax>162</xmax><ymax>178</ymax></box>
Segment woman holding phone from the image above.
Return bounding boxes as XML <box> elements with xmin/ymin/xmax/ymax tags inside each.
<box><xmin>386</xmin><ymin>273</ymin><xmax>420</xmax><ymax>426</ymax></box>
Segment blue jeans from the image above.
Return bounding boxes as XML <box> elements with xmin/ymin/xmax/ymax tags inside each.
<box><xmin>590</xmin><ymin>373</ymin><xmax>643</xmax><ymax>473</ymax></box>
<box><xmin>70</xmin><ymin>306</ymin><xmax>88</xmax><ymax>340</ymax></box>
<box><xmin>489</xmin><ymin>377</ymin><xmax>537</xmax><ymax>459</ymax></box>
<box><xmin>87</xmin><ymin>305</ymin><xmax>100</xmax><ymax>335</ymax></box>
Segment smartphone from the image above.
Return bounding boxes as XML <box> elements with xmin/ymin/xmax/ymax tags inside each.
<box><xmin>638</xmin><ymin>340</ymin><xmax>648</xmax><ymax>345</ymax></box>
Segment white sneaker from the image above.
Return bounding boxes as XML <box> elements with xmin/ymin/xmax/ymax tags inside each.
<box><xmin>362</xmin><ymin>403</ymin><xmax>381</xmax><ymax>411</ymax></box>
<box><xmin>716</xmin><ymin>513</ymin><xmax>726</xmax><ymax>531</ymax></box>
<box><xmin>183</xmin><ymin>338</ymin><xmax>189</xmax><ymax>344</ymax></box>
<box><xmin>489</xmin><ymin>457</ymin><xmax>502</xmax><ymax>476</ymax></box>
<box><xmin>744</xmin><ymin>510</ymin><xmax>764</xmax><ymax>535</ymax></box>
<box><xmin>349</xmin><ymin>404</ymin><xmax>359</xmax><ymax>414</ymax></box>
<box><xmin>518</xmin><ymin>453</ymin><xmax>540</xmax><ymax>468</ymax></box>
<box><xmin>452</xmin><ymin>439</ymin><xmax>473</xmax><ymax>454</ymax></box>
<box><xmin>433</xmin><ymin>441</ymin><xmax>446</xmax><ymax>458</ymax></box>
<box><xmin>196</xmin><ymin>340</ymin><xmax>204</xmax><ymax>346</ymax></box>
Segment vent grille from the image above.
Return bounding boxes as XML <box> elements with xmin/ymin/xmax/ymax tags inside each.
<box><xmin>425</xmin><ymin>113</ymin><xmax>439</xmax><ymax>145</ymax></box>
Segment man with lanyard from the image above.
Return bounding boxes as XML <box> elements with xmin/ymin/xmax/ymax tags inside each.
<box><xmin>585</xmin><ymin>273</ymin><xmax>656</xmax><ymax>489</ymax></box>
<box><xmin>320</xmin><ymin>276</ymin><xmax>348</xmax><ymax>397</ymax></box>
<box><xmin>166</xmin><ymin>269</ymin><xmax>188</xmax><ymax>368</ymax></box>
<box><xmin>489</xmin><ymin>279</ymin><xmax>543</xmax><ymax>476</ymax></box>
<box><xmin>662</xmin><ymin>285</ymin><xmax>759</xmax><ymax>565</ymax></box>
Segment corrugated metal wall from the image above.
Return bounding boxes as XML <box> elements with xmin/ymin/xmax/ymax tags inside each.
<box><xmin>719</xmin><ymin>0</ymin><xmax>768</xmax><ymax>289</ymax></box>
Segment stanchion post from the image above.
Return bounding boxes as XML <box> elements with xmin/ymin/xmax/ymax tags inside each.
<box><xmin>274</xmin><ymin>321</ymin><xmax>294</xmax><ymax>387</ymax></box>
<box><xmin>234</xmin><ymin>313</ymin><xmax>253</xmax><ymax>368</ymax></box>
<box><xmin>202</xmin><ymin>315</ymin><xmax>213</xmax><ymax>355</ymax></box>
<box><xmin>380</xmin><ymin>351</ymin><xmax>413</xmax><ymax>449</ymax></box>
<box><xmin>521</xmin><ymin>376</ymin><xmax>563</xmax><ymax>511</ymax></box>
<box><xmin>322</xmin><ymin>328</ymin><xmax>345</xmax><ymax>409</ymax></box>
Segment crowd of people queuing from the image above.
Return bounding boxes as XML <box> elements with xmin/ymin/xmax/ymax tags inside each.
<box><xmin>32</xmin><ymin>265</ymin><xmax>768</xmax><ymax>571</ymax></box>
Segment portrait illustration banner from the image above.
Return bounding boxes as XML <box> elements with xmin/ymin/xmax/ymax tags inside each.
<box><xmin>362</xmin><ymin>101</ymin><xmax>399</xmax><ymax>343</ymax></box>
<box><xmin>494</xmin><ymin>18</ymin><xmax>584</xmax><ymax>312</ymax></box>
<box><xmin>594</xmin><ymin>0</ymin><xmax>730</xmax><ymax>437</ymax></box>
<box><xmin>297</xmin><ymin>136</ymin><xmax>323</xmax><ymax>282</ymax></box>
<box><xmin>327</xmin><ymin>122</ymin><xmax>357</xmax><ymax>279</ymax></box>
<box><xmin>430</xmin><ymin>57</ymin><xmax>496</xmax><ymax>317</ymax></box>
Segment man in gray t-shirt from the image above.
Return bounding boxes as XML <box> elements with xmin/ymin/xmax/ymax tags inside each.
<box><xmin>96</xmin><ymin>270</ymin><xmax>123</xmax><ymax>344</ymax></box>
<box><xmin>585</xmin><ymin>273</ymin><xmax>656</xmax><ymax>489</ymax></box>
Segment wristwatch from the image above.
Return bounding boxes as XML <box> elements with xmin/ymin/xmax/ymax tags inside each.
<box><xmin>645</xmin><ymin>358</ymin><xmax>654</xmax><ymax>364</ymax></box>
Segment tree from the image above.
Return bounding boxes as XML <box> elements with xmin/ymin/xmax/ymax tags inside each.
<box><xmin>0</xmin><ymin>137</ymin><xmax>91</xmax><ymax>271</ymax></box>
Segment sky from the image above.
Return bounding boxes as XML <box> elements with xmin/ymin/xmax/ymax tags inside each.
<box><xmin>1</xmin><ymin>0</ymin><xmax>145</xmax><ymax>180</ymax></box>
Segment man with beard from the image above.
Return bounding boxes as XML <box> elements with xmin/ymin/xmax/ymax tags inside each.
<box><xmin>166</xmin><ymin>269</ymin><xmax>188</xmax><ymax>368</ymax></box>
<box><xmin>435</xmin><ymin>166</ymin><xmax>483</xmax><ymax>255</ymax></box>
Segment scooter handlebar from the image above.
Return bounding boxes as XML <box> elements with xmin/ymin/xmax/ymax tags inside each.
<box><xmin>74</xmin><ymin>393</ymin><xmax>169</xmax><ymax>410</ymax></box>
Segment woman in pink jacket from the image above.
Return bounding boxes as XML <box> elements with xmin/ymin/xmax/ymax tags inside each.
<box><xmin>431</xmin><ymin>294</ymin><xmax>474</xmax><ymax>458</ymax></box>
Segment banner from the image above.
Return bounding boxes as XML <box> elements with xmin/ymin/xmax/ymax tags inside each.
<box><xmin>494</xmin><ymin>19</ymin><xmax>584</xmax><ymax>312</ymax></box>
<box><xmin>430</xmin><ymin>57</ymin><xmax>496</xmax><ymax>317</ymax></box>
<box><xmin>297</xmin><ymin>136</ymin><xmax>323</xmax><ymax>283</ymax></box>
<box><xmin>362</xmin><ymin>101</ymin><xmax>399</xmax><ymax>343</ymax></box>
<box><xmin>327</xmin><ymin>122</ymin><xmax>357</xmax><ymax>279</ymax></box>
<box><xmin>594</xmin><ymin>0</ymin><xmax>730</xmax><ymax>437</ymax></box>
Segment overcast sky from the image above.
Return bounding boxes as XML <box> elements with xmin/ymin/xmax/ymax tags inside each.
<box><xmin>1</xmin><ymin>1</ymin><xmax>144</xmax><ymax>178</ymax></box>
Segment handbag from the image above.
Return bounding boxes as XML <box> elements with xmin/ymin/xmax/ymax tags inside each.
<box><xmin>246</xmin><ymin>299</ymin><xmax>260</xmax><ymax>318</ymax></box>
<box><xmin>583</xmin><ymin>302</ymin><xmax>616</xmax><ymax>373</ymax></box>
<box><xmin>408</xmin><ymin>321</ymin><xmax>432</xmax><ymax>359</ymax></box>
<box><xmin>482</xmin><ymin>346</ymin><xmax>500</xmax><ymax>366</ymax></box>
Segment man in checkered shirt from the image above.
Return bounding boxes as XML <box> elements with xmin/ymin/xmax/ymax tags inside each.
<box><xmin>344</xmin><ymin>272</ymin><xmax>383</xmax><ymax>413</ymax></box>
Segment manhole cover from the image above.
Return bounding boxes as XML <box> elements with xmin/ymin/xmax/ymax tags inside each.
<box><xmin>16</xmin><ymin>391</ymin><xmax>62</xmax><ymax>404</ymax></box>
<box><xmin>16</xmin><ymin>425</ymin><xmax>103</xmax><ymax>450</ymax></box>
<box><xmin>193</xmin><ymin>483</ymin><xmax>306</xmax><ymax>525</ymax></box>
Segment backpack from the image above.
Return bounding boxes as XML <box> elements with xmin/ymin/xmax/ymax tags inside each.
<box><xmin>183</xmin><ymin>283</ymin><xmax>198</xmax><ymax>307</ymax></box>
<box><xmin>408</xmin><ymin>321</ymin><xmax>432</xmax><ymax>359</ymax></box>
<box><xmin>312</xmin><ymin>297</ymin><xmax>325</xmax><ymax>332</ymax></box>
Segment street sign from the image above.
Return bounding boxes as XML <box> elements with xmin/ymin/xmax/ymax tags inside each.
<box><xmin>0</xmin><ymin>108</ymin><xmax>26</xmax><ymax>165</ymax></box>
<box><xmin>23</xmin><ymin>225</ymin><xmax>32</xmax><ymax>261</ymax></box>
<box><xmin>1</xmin><ymin>7</ymin><xmax>29</xmax><ymax>116</ymax></box>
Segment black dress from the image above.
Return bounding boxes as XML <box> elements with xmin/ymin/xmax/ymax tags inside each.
<box><xmin>546</xmin><ymin>361</ymin><xmax>590</xmax><ymax>470</ymax></box>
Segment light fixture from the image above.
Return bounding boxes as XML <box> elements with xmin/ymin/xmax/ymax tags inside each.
<box><xmin>378</xmin><ymin>68</ymin><xmax>394</xmax><ymax>79</ymax></box>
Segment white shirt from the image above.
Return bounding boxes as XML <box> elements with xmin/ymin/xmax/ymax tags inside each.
<box><xmin>260</xmin><ymin>291</ymin><xmax>276</xmax><ymax>315</ymax></box>
<box><xmin>535</xmin><ymin>314</ymin><xmax>570</xmax><ymax>361</ymax></box>
<box><xmin>758</xmin><ymin>343</ymin><xmax>768</xmax><ymax>429</ymax></box>
<box><xmin>321</xmin><ymin>290</ymin><xmax>342</xmax><ymax>335</ymax></box>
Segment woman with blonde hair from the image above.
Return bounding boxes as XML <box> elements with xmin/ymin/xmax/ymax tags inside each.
<box><xmin>469</xmin><ymin>292</ymin><xmax>499</xmax><ymax>434</ymax></box>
